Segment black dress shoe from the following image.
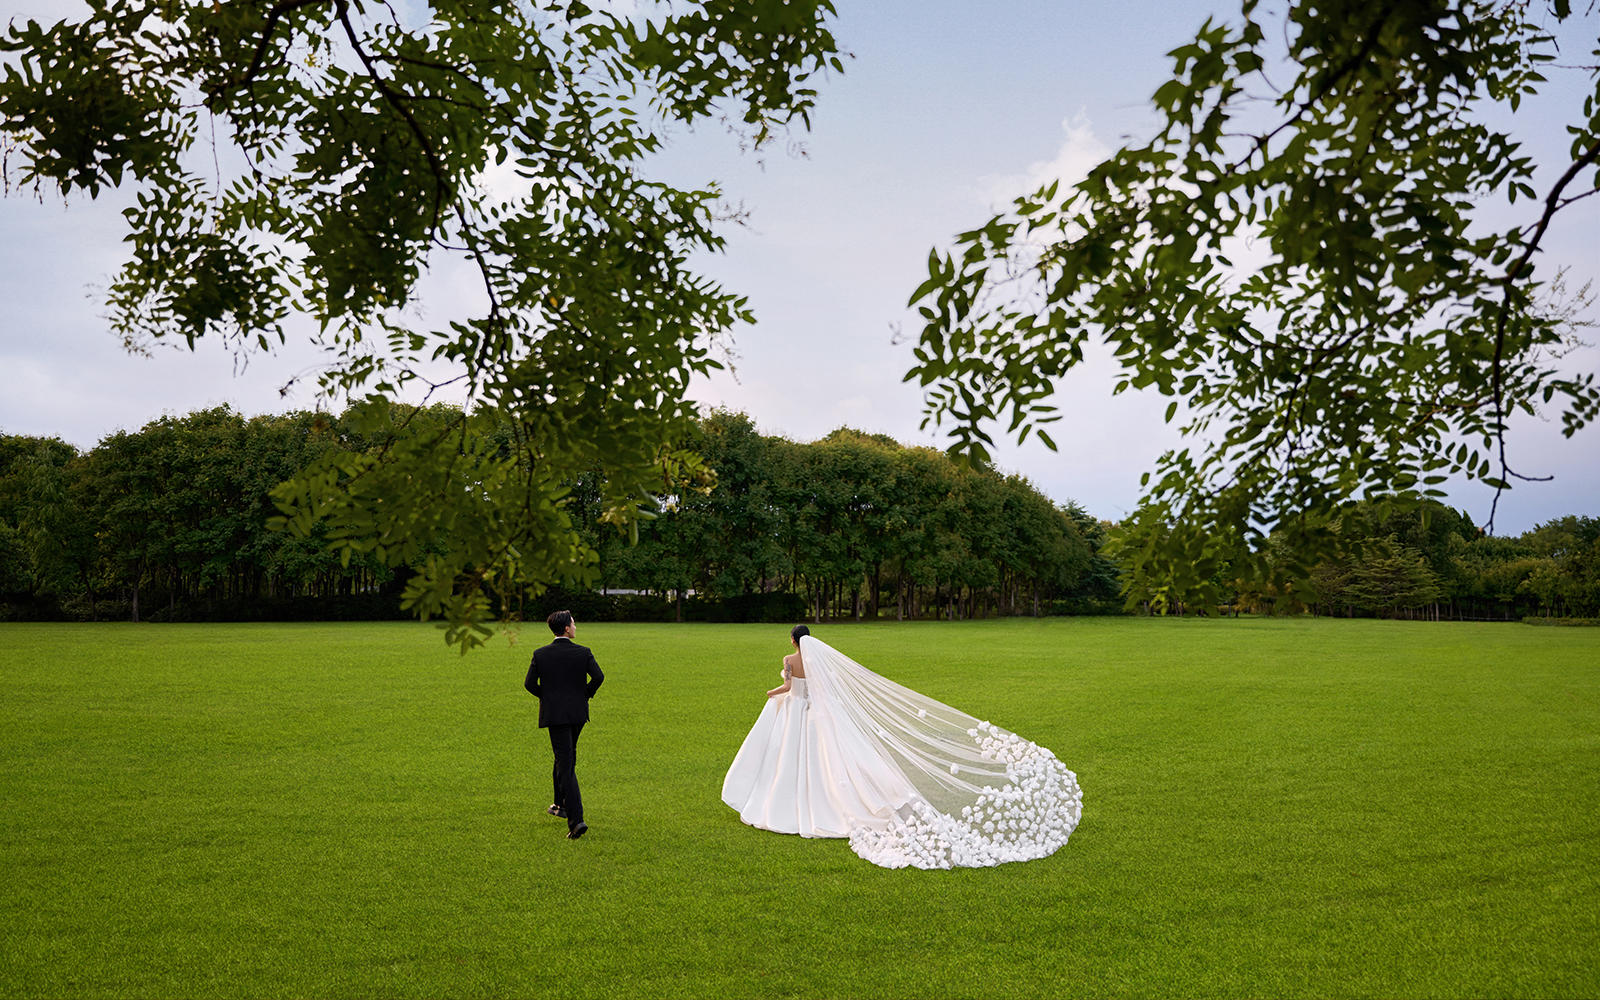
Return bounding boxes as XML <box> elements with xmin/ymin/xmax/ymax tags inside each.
<box><xmin>547</xmin><ymin>804</ymin><xmax>567</xmax><ymax>818</ymax></box>
<box><xmin>567</xmin><ymin>821</ymin><xmax>588</xmax><ymax>840</ymax></box>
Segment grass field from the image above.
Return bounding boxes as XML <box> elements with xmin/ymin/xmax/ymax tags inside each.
<box><xmin>1</xmin><ymin>617</ymin><xmax>1596</xmax><ymax>998</ymax></box>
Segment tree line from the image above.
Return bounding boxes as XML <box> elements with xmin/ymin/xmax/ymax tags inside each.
<box><xmin>567</xmin><ymin>409</ymin><xmax>1119</xmax><ymax>622</ymax></box>
<box><xmin>0</xmin><ymin>405</ymin><xmax>1119</xmax><ymax>623</ymax></box>
<box><xmin>1210</xmin><ymin>500</ymin><xmax>1600</xmax><ymax>622</ymax></box>
<box><xmin>3</xmin><ymin>404</ymin><xmax>1594</xmax><ymax>625</ymax></box>
<box><xmin>1</xmin><ymin>407</ymin><xmax>407</xmax><ymax>623</ymax></box>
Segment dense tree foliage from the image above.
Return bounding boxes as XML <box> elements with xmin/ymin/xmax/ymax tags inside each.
<box><xmin>1</xmin><ymin>0</ymin><xmax>842</xmax><ymax>647</ymax></box>
<box><xmin>0</xmin><ymin>407</ymin><xmax>408</xmax><ymax>622</ymax></box>
<box><xmin>0</xmin><ymin>407</ymin><xmax>1119</xmax><ymax>625</ymax></box>
<box><xmin>907</xmin><ymin>0</ymin><xmax>1599</xmax><ymax>612</ymax></box>
<box><xmin>578</xmin><ymin>411</ymin><xmax>1117</xmax><ymax>622</ymax></box>
<box><xmin>1220</xmin><ymin>499</ymin><xmax>1600</xmax><ymax>620</ymax></box>
<box><xmin>3</xmin><ymin>409</ymin><xmax>1594</xmax><ymax>624</ymax></box>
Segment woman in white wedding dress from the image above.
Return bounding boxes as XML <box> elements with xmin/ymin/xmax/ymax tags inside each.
<box><xmin>721</xmin><ymin>626</ymin><xmax>1083</xmax><ymax>869</ymax></box>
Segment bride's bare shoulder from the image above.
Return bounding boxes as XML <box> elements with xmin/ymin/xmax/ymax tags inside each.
<box><xmin>783</xmin><ymin>650</ymin><xmax>805</xmax><ymax>676</ymax></box>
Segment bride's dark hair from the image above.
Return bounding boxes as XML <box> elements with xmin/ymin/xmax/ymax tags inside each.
<box><xmin>790</xmin><ymin>624</ymin><xmax>810</xmax><ymax>644</ymax></box>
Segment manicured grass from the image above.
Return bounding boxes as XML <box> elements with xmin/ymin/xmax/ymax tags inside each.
<box><xmin>1</xmin><ymin>618</ymin><xmax>1596</xmax><ymax>998</ymax></box>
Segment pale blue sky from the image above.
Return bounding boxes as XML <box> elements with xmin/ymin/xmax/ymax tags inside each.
<box><xmin>2</xmin><ymin>1</ymin><xmax>1595</xmax><ymax>533</ymax></box>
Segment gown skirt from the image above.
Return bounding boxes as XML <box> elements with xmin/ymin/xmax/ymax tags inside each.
<box><xmin>720</xmin><ymin>677</ymin><xmax>918</xmax><ymax>837</ymax></box>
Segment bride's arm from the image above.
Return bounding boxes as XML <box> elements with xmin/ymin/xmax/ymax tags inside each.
<box><xmin>766</xmin><ymin>662</ymin><xmax>792</xmax><ymax>699</ymax></box>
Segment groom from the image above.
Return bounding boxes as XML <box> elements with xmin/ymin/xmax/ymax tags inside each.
<box><xmin>524</xmin><ymin>610</ymin><xmax>604</xmax><ymax>840</ymax></box>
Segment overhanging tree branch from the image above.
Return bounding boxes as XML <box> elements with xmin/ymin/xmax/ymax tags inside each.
<box><xmin>204</xmin><ymin>0</ymin><xmax>330</xmax><ymax>108</ymax></box>
<box><xmin>1486</xmin><ymin>131</ymin><xmax>1600</xmax><ymax>531</ymax></box>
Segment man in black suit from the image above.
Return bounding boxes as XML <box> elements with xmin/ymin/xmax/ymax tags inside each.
<box><xmin>524</xmin><ymin>609</ymin><xmax>604</xmax><ymax>840</ymax></box>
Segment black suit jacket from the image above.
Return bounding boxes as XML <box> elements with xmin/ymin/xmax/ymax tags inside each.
<box><xmin>524</xmin><ymin>637</ymin><xmax>604</xmax><ymax>728</ymax></box>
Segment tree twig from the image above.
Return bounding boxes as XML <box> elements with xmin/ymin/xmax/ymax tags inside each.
<box><xmin>204</xmin><ymin>0</ymin><xmax>329</xmax><ymax>107</ymax></box>
<box><xmin>335</xmin><ymin>0</ymin><xmax>450</xmax><ymax>233</ymax></box>
<box><xmin>1486</xmin><ymin>132</ymin><xmax>1600</xmax><ymax>532</ymax></box>
<box><xmin>1230</xmin><ymin>2</ymin><xmax>1397</xmax><ymax>172</ymax></box>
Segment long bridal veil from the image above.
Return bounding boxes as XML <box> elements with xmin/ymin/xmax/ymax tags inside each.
<box><xmin>798</xmin><ymin>635</ymin><xmax>1083</xmax><ymax>869</ymax></box>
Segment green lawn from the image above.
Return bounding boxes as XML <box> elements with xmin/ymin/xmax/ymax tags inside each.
<box><xmin>1</xmin><ymin>618</ymin><xmax>1596</xmax><ymax>998</ymax></box>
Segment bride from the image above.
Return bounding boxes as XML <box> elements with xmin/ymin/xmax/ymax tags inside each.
<box><xmin>721</xmin><ymin>626</ymin><xmax>1083</xmax><ymax>869</ymax></box>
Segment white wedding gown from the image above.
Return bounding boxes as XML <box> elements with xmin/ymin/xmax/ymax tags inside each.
<box><xmin>721</xmin><ymin>635</ymin><xmax>1083</xmax><ymax>869</ymax></box>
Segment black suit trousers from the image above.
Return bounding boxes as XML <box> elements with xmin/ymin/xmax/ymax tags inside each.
<box><xmin>548</xmin><ymin>722</ymin><xmax>585</xmax><ymax>827</ymax></box>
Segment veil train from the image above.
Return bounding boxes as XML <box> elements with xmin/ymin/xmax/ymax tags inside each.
<box><xmin>723</xmin><ymin>634</ymin><xmax>1083</xmax><ymax>870</ymax></box>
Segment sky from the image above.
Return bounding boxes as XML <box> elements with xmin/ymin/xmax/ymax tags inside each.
<box><xmin>2</xmin><ymin>1</ymin><xmax>1596</xmax><ymax>535</ymax></box>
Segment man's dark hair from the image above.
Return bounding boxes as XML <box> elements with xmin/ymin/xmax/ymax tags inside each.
<box><xmin>547</xmin><ymin>610</ymin><xmax>574</xmax><ymax>635</ymax></box>
<box><xmin>790</xmin><ymin>624</ymin><xmax>810</xmax><ymax>644</ymax></box>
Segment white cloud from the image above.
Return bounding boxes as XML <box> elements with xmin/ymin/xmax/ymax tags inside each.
<box><xmin>977</xmin><ymin>113</ymin><xmax>1112</xmax><ymax>211</ymax></box>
